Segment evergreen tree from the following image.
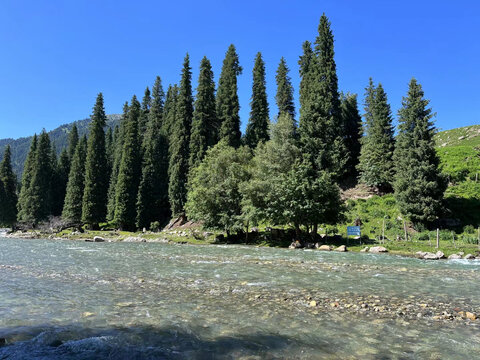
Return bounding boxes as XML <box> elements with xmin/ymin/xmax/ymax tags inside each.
<box><xmin>357</xmin><ymin>79</ymin><xmax>395</xmax><ymax>190</ymax></box>
<box><xmin>137</xmin><ymin>76</ymin><xmax>170</xmax><ymax>229</ymax></box>
<box><xmin>189</xmin><ymin>56</ymin><xmax>217</xmax><ymax>171</ymax></box>
<box><xmin>217</xmin><ymin>44</ymin><xmax>242</xmax><ymax>147</ymax></box>
<box><xmin>162</xmin><ymin>84</ymin><xmax>179</xmax><ymax>139</ymax></box>
<box><xmin>62</xmin><ymin>137</ymin><xmax>87</xmax><ymax>223</ymax></box>
<box><xmin>29</xmin><ymin>130</ymin><xmax>53</xmax><ymax>222</ymax></box>
<box><xmin>245</xmin><ymin>52</ymin><xmax>269</xmax><ymax>148</ymax></box>
<box><xmin>299</xmin><ymin>14</ymin><xmax>347</xmax><ymax>179</ymax></box>
<box><xmin>394</xmin><ymin>78</ymin><xmax>446</xmax><ymax>225</ymax></box>
<box><xmin>341</xmin><ymin>92</ymin><xmax>362</xmax><ymax>179</ymax></box>
<box><xmin>51</xmin><ymin>148</ymin><xmax>70</xmax><ymax>216</ymax></box>
<box><xmin>106</xmin><ymin>104</ymin><xmax>127</xmax><ymax>221</ymax></box>
<box><xmin>17</xmin><ymin>135</ymin><xmax>37</xmax><ymax>224</ymax></box>
<box><xmin>82</xmin><ymin>93</ymin><xmax>108</xmax><ymax>229</ymax></box>
<box><xmin>67</xmin><ymin>123</ymin><xmax>79</xmax><ymax>164</ymax></box>
<box><xmin>139</xmin><ymin>87</ymin><xmax>152</xmax><ymax>141</ymax></box>
<box><xmin>114</xmin><ymin>96</ymin><xmax>141</xmax><ymax>231</ymax></box>
<box><xmin>168</xmin><ymin>54</ymin><xmax>193</xmax><ymax>215</ymax></box>
<box><xmin>0</xmin><ymin>146</ymin><xmax>17</xmax><ymax>226</ymax></box>
<box><xmin>275</xmin><ymin>57</ymin><xmax>295</xmax><ymax>119</ymax></box>
<box><xmin>105</xmin><ymin>127</ymin><xmax>114</xmax><ymax>179</ymax></box>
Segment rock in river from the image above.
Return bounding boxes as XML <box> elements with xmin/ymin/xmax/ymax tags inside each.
<box><xmin>435</xmin><ymin>251</ymin><xmax>446</xmax><ymax>259</ymax></box>
<box><xmin>448</xmin><ymin>254</ymin><xmax>462</xmax><ymax>260</ymax></box>
<box><xmin>93</xmin><ymin>236</ymin><xmax>105</xmax><ymax>242</ymax></box>
<box><xmin>369</xmin><ymin>246</ymin><xmax>388</xmax><ymax>253</ymax></box>
<box><xmin>335</xmin><ymin>245</ymin><xmax>347</xmax><ymax>252</ymax></box>
<box><xmin>316</xmin><ymin>244</ymin><xmax>332</xmax><ymax>251</ymax></box>
<box><xmin>464</xmin><ymin>254</ymin><xmax>476</xmax><ymax>260</ymax></box>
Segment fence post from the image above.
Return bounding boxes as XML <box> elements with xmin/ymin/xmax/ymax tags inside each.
<box><xmin>403</xmin><ymin>221</ymin><xmax>408</xmax><ymax>242</ymax></box>
<box><xmin>452</xmin><ymin>232</ymin><xmax>456</xmax><ymax>248</ymax></box>
<box><xmin>436</xmin><ymin>228</ymin><xmax>439</xmax><ymax>249</ymax></box>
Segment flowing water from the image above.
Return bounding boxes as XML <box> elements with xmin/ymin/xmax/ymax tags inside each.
<box><xmin>0</xmin><ymin>237</ymin><xmax>479</xmax><ymax>359</ymax></box>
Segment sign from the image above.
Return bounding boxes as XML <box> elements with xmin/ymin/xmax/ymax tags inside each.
<box><xmin>347</xmin><ymin>226</ymin><xmax>361</xmax><ymax>236</ymax></box>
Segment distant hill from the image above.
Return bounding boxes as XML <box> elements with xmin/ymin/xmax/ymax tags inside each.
<box><xmin>435</xmin><ymin>125</ymin><xmax>480</xmax><ymax>148</ymax></box>
<box><xmin>0</xmin><ymin>114</ymin><xmax>121</xmax><ymax>178</ymax></box>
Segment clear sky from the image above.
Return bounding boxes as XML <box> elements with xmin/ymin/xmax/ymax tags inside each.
<box><xmin>0</xmin><ymin>0</ymin><xmax>478</xmax><ymax>139</ymax></box>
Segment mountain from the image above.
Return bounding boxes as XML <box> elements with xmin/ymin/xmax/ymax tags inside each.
<box><xmin>0</xmin><ymin>114</ymin><xmax>122</xmax><ymax>178</ymax></box>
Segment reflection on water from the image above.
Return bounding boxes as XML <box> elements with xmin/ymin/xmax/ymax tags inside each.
<box><xmin>0</xmin><ymin>237</ymin><xmax>479</xmax><ymax>359</ymax></box>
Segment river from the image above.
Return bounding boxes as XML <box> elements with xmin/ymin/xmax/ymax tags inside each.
<box><xmin>0</xmin><ymin>237</ymin><xmax>479</xmax><ymax>359</ymax></box>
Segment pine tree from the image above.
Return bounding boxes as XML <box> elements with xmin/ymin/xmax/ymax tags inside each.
<box><xmin>114</xmin><ymin>96</ymin><xmax>141</xmax><ymax>231</ymax></box>
<box><xmin>82</xmin><ymin>93</ymin><xmax>108</xmax><ymax>229</ymax></box>
<box><xmin>162</xmin><ymin>84</ymin><xmax>179</xmax><ymax>139</ymax></box>
<box><xmin>137</xmin><ymin>76</ymin><xmax>170</xmax><ymax>229</ymax></box>
<box><xmin>357</xmin><ymin>79</ymin><xmax>395</xmax><ymax>190</ymax></box>
<box><xmin>107</xmin><ymin>103</ymin><xmax>127</xmax><ymax>221</ymax></box>
<box><xmin>394</xmin><ymin>78</ymin><xmax>446</xmax><ymax>226</ymax></box>
<box><xmin>299</xmin><ymin>14</ymin><xmax>347</xmax><ymax>179</ymax></box>
<box><xmin>340</xmin><ymin>92</ymin><xmax>362</xmax><ymax>179</ymax></box>
<box><xmin>62</xmin><ymin>136</ymin><xmax>87</xmax><ymax>223</ymax></box>
<box><xmin>29</xmin><ymin>130</ymin><xmax>53</xmax><ymax>222</ymax></box>
<box><xmin>17</xmin><ymin>135</ymin><xmax>37</xmax><ymax>224</ymax></box>
<box><xmin>245</xmin><ymin>52</ymin><xmax>269</xmax><ymax>148</ymax></box>
<box><xmin>275</xmin><ymin>57</ymin><xmax>295</xmax><ymax>119</ymax></box>
<box><xmin>0</xmin><ymin>146</ymin><xmax>17</xmax><ymax>226</ymax></box>
<box><xmin>189</xmin><ymin>56</ymin><xmax>217</xmax><ymax>171</ymax></box>
<box><xmin>51</xmin><ymin>148</ymin><xmax>70</xmax><ymax>216</ymax></box>
<box><xmin>217</xmin><ymin>44</ymin><xmax>242</xmax><ymax>147</ymax></box>
<box><xmin>67</xmin><ymin>123</ymin><xmax>79</xmax><ymax>164</ymax></box>
<box><xmin>105</xmin><ymin>127</ymin><xmax>114</xmax><ymax>179</ymax></box>
<box><xmin>139</xmin><ymin>87</ymin><xmax>152</xmax><ymax>142</ymax></box>
<box><xmin>168</xmin><ymin>54</ymin><xmax>193</xmax><ymax>216</ymax></box>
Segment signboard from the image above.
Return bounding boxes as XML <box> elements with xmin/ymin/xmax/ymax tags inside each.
<box><xmin>347</xmin><ymin>226</ymin><xmax>361</xmax><ymax>236</ymax></box>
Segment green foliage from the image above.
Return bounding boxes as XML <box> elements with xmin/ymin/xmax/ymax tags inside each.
<box><xmin>82</xmin><ymin>93</ymin><xmax>109</xmax><ymax>228</ymax></box>
<box><xmin>62</xmin><ymin>137</ymin><xmax>87</xmax><ymax>222</ymax></box>
<box><xmin>17</xmin><ymin>135</ymin><xmax>37</xmax><ymax>224</ymax></box>
<box><xmin>298</xmin><ymin>14</ymin><xmax>347</xmax><ymax>179</ymax></box>
<box><xmin>0</xmin><ymin>146</ymin><xmax>17</xmax><ymax>226</ymax></box>
<box><xmin>275</xmin><ymin>57</ymin><xmax>295</xmax><ymax>120</ymax></box>
<box><xmin>168</xmin><ymin>54</ymin><xmax>193</xmax><ymax>215</ymax></box>
<box><xmin>435</xmin><ymin>125</ymin><xmax>480</xmax><ymax>148</ymax></box>
<box><xmin>162</xmin><ymin>84</ymin><xmax>179</xmax><ymax>139</ymax></box>
<box><xmin>394</xmin><ymin>79</ymin><xmax>446</xmax><ymax>225</ymax></box>
<box><xmin>437</xmin><ymin>145</ymin><xmax>480</xmax><ymax>183</ymax></box>
<box><xmin>51</xmin><ymin>148</ymin><xmax>70</xmax><ymax>216</ymax></box>
<box><xmin>340</xmin><ymin>92</ymin><xmax>362</xmax><ymax>178</ymax></box>
<box><xmin>114</xmin><ymin>96</ymin><xmax>141</xmax><ymax>231</ymax></box>
<box><xmin>217</xmin><ymin>44</ymin><xmax>242</xmax><ymax>147</ymax></box>
<box><xmin>186</xmin><ymin>141</ymin><xmax>252</xmax><ymax>233</ymax></box>
<box><xmin>189</xmin><ymin>57</ymin><xmax>216</xmax><ymax>171</ymax></box>
<box><xmin>357</xmin><ymin>79</ymin><xmax>395</xmax><ymax>189</ymax></box>
<box><xmin>245</xmin><ymin>52</ymin><xmax>269</xmax><ymax>148</ymax></box>
<box><xmin>136</xmin><ymin>76</ymin><xmax>170</xmax><ymax>229</ymax></box>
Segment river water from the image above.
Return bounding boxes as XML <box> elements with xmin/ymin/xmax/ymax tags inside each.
<box><xmin>0</xmin><ymin>237</ymin><xmax>479</xmax><ymax>359</ymax></box>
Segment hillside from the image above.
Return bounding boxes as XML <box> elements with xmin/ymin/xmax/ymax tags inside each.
<box><xmin>0</xmin><ymin>114</ymin><xmax>121</xmax><ymax>177</ymax></box>
<box><xmin>435</xmin><ymin>125</ymin><xmax>480</xmax><ymax>147</ymax></box>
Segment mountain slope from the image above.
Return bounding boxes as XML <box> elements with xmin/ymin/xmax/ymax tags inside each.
<box><xmin>0</xmin><ymin>114</ymin><xmax>121</xmax><ymax>178</ymax></box>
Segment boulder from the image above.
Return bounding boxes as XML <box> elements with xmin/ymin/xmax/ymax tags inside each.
<box><xmin>289</xmin><ymin>240</ymin><xmax>303</xmax><ymax>249</ymax></box>
<box><xmin>123</xmin><ymin>237</ymin><xmax>147</xmax><ymax>243</ymax></box>
<box><xmin>334</xmin><ymin>245</ymin><xmax>347</xmax><ymax>252</ymax></box>
<box><xmin>466</xmin><ymin>312</ymin><xmax>477</xmax><ymax>321</ymax></box>
<box><xmin>435</xmin><ymin>251</ymin><xmax>446</xmax><ymax>259</ymax></box>
<box><xmin>422</xmin><ymin>252</ymin><xmax>439</xmax><ymax>260</ymax></box>
<box><xmin>369</xmin><ymin>246</ymin><xmax>388</xmax><ymax>253</ymax></box>
<box><xmin>93</xmin><ymin>236</ymin><xmax>105</xmax><ymax>242</ymax></box>
<box><xmin>316</xmin><ymin>244</ymin><xmax>332</xmax><ymax>251</ymax></box>
<box><xmin>464</xmin><ymin>254</ymin><xmax>476</xmax><ymax>260</ymax></box>
<box><xmin>415</xmin><ymin>251</ymin><xmax>427</xmax><ymax>259</ymax></box>
<box><xmin>360</xmin><ymin>246</ymin><xmax>369</xmax><ymax>252</ymax></box>
<box><xmin>448</xmin><ymin>254</ymin><xmax>462</xmax><ymax>260</ymax></box>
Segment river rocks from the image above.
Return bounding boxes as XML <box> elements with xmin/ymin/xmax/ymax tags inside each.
<box><xmin>369</xmin><ymin>246</ymin><xmax>388</xmax><ymax>253</ymax></box>
<box><xmin>435</xmin><ymin>251</ymin><xmax>446</xmax><ymax>259</ymax></box>
<box><xmin>123</xmin><ymin>236</ymin><xmax>147</xmax><ymax>243</ymax></box>
<box><xmin>416</xmin><ymin>251</ymin><xmax>440</xmax><ymax>260</ymax></box>
<box><xmin>309</xmin><ymin>300</ymin><xmax>317</xmax><ymax>307</ymax></box>
<box><xmin>464</xmin><ymin>254</ymin><xmax>476</xmax><ymax>260</ymax></box>
<box><xmin>316</xmin><ymin>244</ymin><xmax>332</xmax><ymax>251</ymax></box>
<box><xmin>448</xmin><ymin>254</ymin><xmax>462</xmax><ymax>260</ymax></box>
<box><xmin>289</xmin><ymin>240</ymin><xmax>303</xmax><ymax>249</ymax></box>
<box><xmin>334</xmin><ymin>245</ymin><xmax>347</xmax><ymax>252</ymax></box>
<box><xmin>360</xmin><ymin>246</ymin><xmax>369</xmax><ymax>252</ymax></box>
<box><xmin>93</xmin><ymin>236</ymin><xmax>105</xmax><ymax>242</ymax></box>
<box><xmin>466</xmin><ymin>312</ymin><xmax>477</xmax><ymax>320</ymax></box>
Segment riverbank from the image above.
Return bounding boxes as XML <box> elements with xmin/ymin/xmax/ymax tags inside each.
<box><xmin>4</xmin><ymin>227</ymin><xmax>480</xmax><ymax>261</ymax></box>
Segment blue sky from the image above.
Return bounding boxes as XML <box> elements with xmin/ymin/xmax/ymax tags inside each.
<box><xmin>0</xmin><ymin>0</ymin><xmax>478</xmax><ymax>139</ymax></box>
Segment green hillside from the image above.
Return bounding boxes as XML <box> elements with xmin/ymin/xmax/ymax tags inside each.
<box><xmin>0</xmin><ymin>114</ymin><xmax>121</xmax><ymax>178</ymax></box>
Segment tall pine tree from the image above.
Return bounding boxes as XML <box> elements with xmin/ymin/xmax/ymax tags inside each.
<box><xmin>340</xmin><ymin>92</ymin><xmax>362</xmax><ymax>179</ymax></box>
<box><xmin>137</xmin><ymin>76</ymin><xmax>170</xmax><ymax>229</ymax></box>
<box><xmin>245</xmin><ymin>52</ymin><xmax>269</xmax><ymax>148</ymax></box>
<box><xmin>67</xmin><ymin>123</ymin><xmax>79</xmax><ymax>165</ymax></box>
<box><xmin>299</xmin><ymin>14</ymin><xmax>347</xmax><ymax>179</ymax></box>
<box><xmin>168</xmin><ymin>54</ymin><xmax>193</xmax><ymax>216</ymax></box>
<box><xmin>162</xmin><ymin>84</ymin><xmax>179</xmax><ymax>140</ymax></box>
<box><xmin>114</xmin><ymin>96</ymin><xmax>141</xmax><ymax>231</ymax></box>
<box><xmin>82</xmin><ymin>93</ymin><xmax>108</xmax><ymax>229</ymax></box>
<box><xmin>275</xmin><ymin>57</ymin><xmax>295</xmax><ymax>120</ymax></box>
<box><xmin>0</xmin><ymin>146</ymin><xmax>17</xmax><ymax>226</ymax></box>
<box><xmin>62</xmin><ymin>136</ymin><xmax>87</xmax><ymax>223</ymax></box>
<box><xmin>357</xmin><ymin>79</ymin><xmax>395</xmax><ymax>190</ymax></box>
<box><xmin>51</xmin><ymin>148</ymin><xmax>70</xmax><ymax>216</ymax></box>
<box><xmin>394</xmin><ymin>78</ymin><xmax>446</xmax><ymax>226</ymax></box>
<box><xmin>189</xmin><ymin>56</ymin><xmax>217</xmax><ymax>171</ymax></box>
<box><xmin>217</xmin><ymin>44</ymin><xmax>242</xmax><ymax>147</ymax></box>
<box><xmin>138</xmin><ymin>87</ymin><xmax>152</xmax><ymax>143</ymax></box>
<box><xmin>17</xmin><ymin>135</ymin><xmax>37</xmax><ymax>224</ymax></box>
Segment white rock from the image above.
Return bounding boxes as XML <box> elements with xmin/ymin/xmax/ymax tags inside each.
<box><xmin>369</xmin><ymin>246</ymin><xmax>388</xmax><ymax>253</ymax></box>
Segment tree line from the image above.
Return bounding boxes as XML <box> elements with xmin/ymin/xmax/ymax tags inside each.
<box><xmin>0</xmin><ymin>14</ymin><xmax>445</xmax><ymax>236</ymax></box>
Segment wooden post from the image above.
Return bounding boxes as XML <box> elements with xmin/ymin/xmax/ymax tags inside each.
<box><xmin>382</xmin><ymin>218</ymin><xmax>385</xmax><ymax>244</ymax></box>
<box><xmin>428</xmin><ymin>233</ymin><xmax>431</xmax><ymax>247</ymax></box>
<box><xmin>403</xmin><ymin>221</ymin><xmax>408</xmax><ymax>242</ymax></box>
<box><xmin>452</xmin><ymin>232</ymin><xmax>456</xmax><ymax>248</ymax></box>
<box><xmin>436</xmin><ymin>228</ymin><xmax>439</xmax><ymax>249</ymax></box>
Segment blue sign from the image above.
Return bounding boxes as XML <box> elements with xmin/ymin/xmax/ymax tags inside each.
<box><xmin>347</xmin><ymin>226</ymin><xmax>361</xmax><ymax>236</ymax></box>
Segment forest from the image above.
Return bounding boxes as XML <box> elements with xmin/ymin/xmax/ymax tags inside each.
<box><xmin>0</xmin><ymin>14</ymin><xmax>453</xmax><ymax>242</ymax></box>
